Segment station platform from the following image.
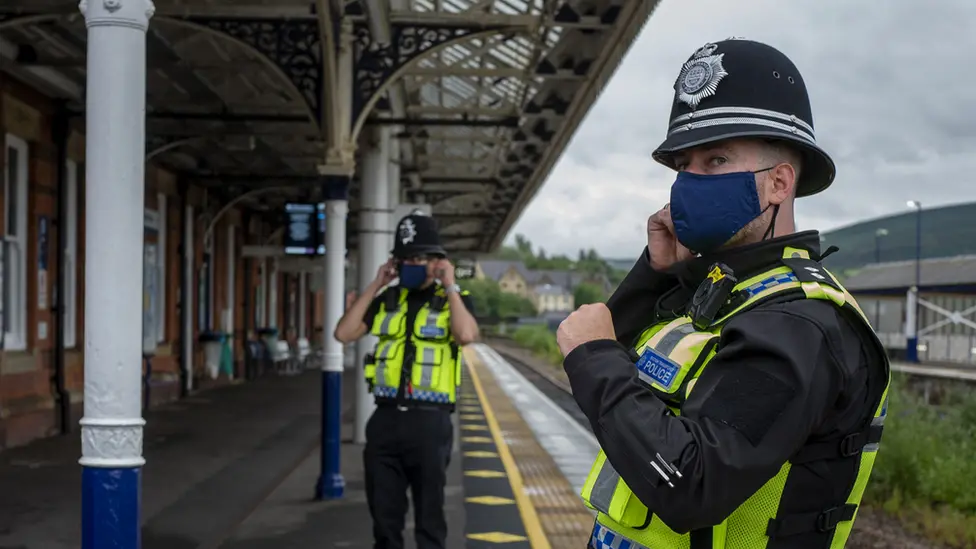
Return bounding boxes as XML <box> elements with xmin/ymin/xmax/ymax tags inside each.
<box><xmin>0</xmin><ymin>344</ymin><xmax>599</xmax><ymax>549</ymax></box>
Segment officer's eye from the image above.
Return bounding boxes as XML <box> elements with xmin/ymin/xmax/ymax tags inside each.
<box><xmin>708</xmin><ymin>156</ymin><xmax>728</xmax><ymax>167</ymax></box>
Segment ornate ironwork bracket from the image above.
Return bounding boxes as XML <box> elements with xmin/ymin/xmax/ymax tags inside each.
<box><xmin>178</xmin><ymin>17</ymin><xmax>324</xmax><ymax>125</ymax></box>
<box><xmin>352</xmin><ymin>22</ymin><xmax>503</xmax><ymax>124</ymax></box>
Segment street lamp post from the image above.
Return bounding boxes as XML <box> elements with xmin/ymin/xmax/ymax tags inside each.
<box><xmin>874</xmin><ymin>228</ymin><xmax>888</xmax><ymax>328</ymax></box>
<box><xmin>906</xmin><ymin>200</ymin><xmax>922</xmax><ymax>363</ymax></box>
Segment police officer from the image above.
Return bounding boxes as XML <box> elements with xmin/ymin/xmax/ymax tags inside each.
<box><xmin>556</xmin><ymin>39</ymin><xmax>890</xmax><ymax>549</ymax></box>
<box><xmin>334</xmin><ymin>212</ymin><xmax>479</xmax><ymax>549</ymax></box>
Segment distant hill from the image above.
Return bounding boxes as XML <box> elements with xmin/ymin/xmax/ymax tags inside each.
<box><xmin>820</xmin><ymin>202</ymin><xmax>976</xmax><ymax>273</ymax></box>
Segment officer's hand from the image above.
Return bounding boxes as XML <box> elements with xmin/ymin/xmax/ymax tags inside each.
<box><xmin>434</xmin><ymin>258</ymin><xmax>455</xmax><ymax>285</ymax></box>
<box><xmin>557</xmin><ymin>303</ymin><xmax>616</xmax><ymax>357</ymax></box>
<box><xmin>647</xmin><ymin>205</ymin><xmax>693</xmax><ymax>271</ymax></box>
<box><xmin>374</xmin><ymin>259</ymin><xmax>397</xmax><ymax>286</ymax></box>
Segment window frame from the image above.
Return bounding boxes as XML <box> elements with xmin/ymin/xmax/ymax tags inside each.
<box><xmin>3</xmin><ymin>134</ymin><xmax>29</xmax><ymax>351</ymax></box>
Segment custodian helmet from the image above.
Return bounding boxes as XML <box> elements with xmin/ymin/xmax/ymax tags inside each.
<box><xmin>391</xmin><ymin>212</ymin><xmax>447</xmax><ymax>259</ymax></box>
<box><xmin>652</xmin><ymin>38</ymin><xmax>836</xmax><ymax>197</ymax></box>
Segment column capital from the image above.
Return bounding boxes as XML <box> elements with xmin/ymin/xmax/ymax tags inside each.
<box><xmin>79</xmin><ymin>0</ymin><xmax>155</xmax><ymax>31</ymax></box>
<box><xmin>322</xmin><ymin>176</ymin><xmax>350</xmax><ymax>202</ymax></box>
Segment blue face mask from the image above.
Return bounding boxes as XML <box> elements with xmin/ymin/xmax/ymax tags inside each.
<box><xmin>669</xmin><ymin>169</ymin><xmax>772</xmax><ymax>254</ymax></box>
<box><xmin>398</xmin><ymin>263</ymin><xmax>428</xmax><ymax>289</ymax></box>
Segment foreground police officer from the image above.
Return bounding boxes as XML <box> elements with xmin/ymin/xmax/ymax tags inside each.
<box><xmin>557</xmin><ymin>39</ymin><xmax>890</xmax><ymax>549</ymax></box>
<box><xmin>335</xmin><ymin>212</ymin><xmax>478</xmax><ymax>549</ymax></box>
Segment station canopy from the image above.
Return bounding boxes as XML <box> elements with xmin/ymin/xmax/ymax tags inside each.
<box><xmin>0</xmin><ymin>0</ymin><xmax>657</xmax><ymax>254</ymax></box>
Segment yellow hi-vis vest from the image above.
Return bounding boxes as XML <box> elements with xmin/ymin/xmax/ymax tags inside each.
<box><xmin>363</xmin><ymin>285</ymin><xmax>464</xmax><ymax>406</ymax></box>
<box><xmin>580</xmin><ymin>247</ymin><xmax>890</xmax><ymax>549</ymax></box>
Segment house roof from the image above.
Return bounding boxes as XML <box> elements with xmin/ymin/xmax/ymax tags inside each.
<box><xmin>534</xmin><ymin>283</ymin><xmax>570</xmax><ymax>295</ymax></box>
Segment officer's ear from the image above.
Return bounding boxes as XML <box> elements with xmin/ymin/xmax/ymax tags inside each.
<box><xmin>765</xmin><ymin>162</ymin><xmax>796</xmax><ymax>206</ymax></box>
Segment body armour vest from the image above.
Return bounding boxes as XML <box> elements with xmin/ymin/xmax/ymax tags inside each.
<box><xmin>581</xmin><ymin>247</ymin><xmax>890</xmax><ymax>549</ymax></box>
<box><xmin>363</xmin><ymin>285</ymin><xmax>464</xmax><ymax>407</ymax></box>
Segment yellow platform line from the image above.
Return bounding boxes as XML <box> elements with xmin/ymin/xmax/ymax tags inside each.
<box><xmin>464</xmin><ymin>348</ymin><xmax>552</xmax><ymax>549</ymax></box>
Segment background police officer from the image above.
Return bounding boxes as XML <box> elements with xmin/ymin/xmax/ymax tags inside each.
<box><xmin>556</xmin><ymin>39</ymin><xmax>889</xmax><ymax>548</ymax></box>
<box><xmin>335</xmin><ymin>212</ymin><xmax>478</xmax><ymax>549</ymax></box>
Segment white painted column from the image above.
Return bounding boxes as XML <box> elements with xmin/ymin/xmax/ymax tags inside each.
<box><xmin>183</xmin><ymin>204</ymin><xmax>194</xmax><ymax>393</ymax></box>
<box><xmin>906</xmin><ymin>286</ymin><xmax>919</xmax><ymax>362</ymax></box>
<box><xmin>78</xmin><ymin>0</ymin><xmax>154</xmax><ymax>547</ymax></box>
<box><xmin>354</xmin><ymin>127</ymin><xmax>390</xmax><ymax>444</ymax></box>
<box><xmin>315</xmin><ymin>178</ymin><xmax>349</xmax><ymax>500</ymax></box>
<box><xmin>387</xmin><ymin>132</ymin><xmax>402</xmax><ymax>252</ymax></box>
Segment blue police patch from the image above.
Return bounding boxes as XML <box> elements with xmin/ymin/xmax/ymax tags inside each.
<box><xmin>420</xmin><ymin>325</ymin><xmax>446</xmax><ymax>338</ymax></box>
<box><xmin>635</xmin><ymin>347</ymin><xmax>680</xmax><ymax>391</ymax></box>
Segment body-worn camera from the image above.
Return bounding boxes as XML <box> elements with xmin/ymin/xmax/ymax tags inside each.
<box><xmin>687</xmin><ymin>263</ymin><xmax>740</xmax><ymax>330</ymax></box>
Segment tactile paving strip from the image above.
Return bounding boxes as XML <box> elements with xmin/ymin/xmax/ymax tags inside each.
<box><xmin>465</xmin><ymin>348</ymin><xmax>594</xmax><ymax>548</ymax></box>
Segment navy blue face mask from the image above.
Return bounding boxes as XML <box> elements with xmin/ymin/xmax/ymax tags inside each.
<box><xmin>398</xmin><ymin>263</ymin><xmax>428</xmax><ymax>289</ymax></box>
<box><xmin>669</xmin><ymin>168</ymin><xmax>773</xmax><ymax>254</ymax></box>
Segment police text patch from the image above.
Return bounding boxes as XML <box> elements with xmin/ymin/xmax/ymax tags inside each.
<box><xmin>420</xmin><ymin>325</ymin><xmax>447</xmax><ymax>338</ymax></box>
<box><xmin>635</xmin><ymin>347</ymin><xmax>680</xmax><ymax>391</ymax></box>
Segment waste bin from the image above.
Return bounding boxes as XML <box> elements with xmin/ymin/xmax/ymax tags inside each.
<box><xmin>199</xmin><ymin>331</ymin><xmax>227</xmax><ymax>380</ymax></box>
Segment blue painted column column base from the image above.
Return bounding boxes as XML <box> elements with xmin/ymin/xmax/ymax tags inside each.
<box><xmin>315</xmin><ymin>369</ymin><xmax>345</xmax><ymax>500</ymax></box>
<box><xmin>82</xmin><ymin>466</ymin><xmax>142</xmax><ymax>549</ymax></box>
<box><xmin>905</xmin><ymin>337</ymin><xmax>919</xmax><ymax>363</ymax></box>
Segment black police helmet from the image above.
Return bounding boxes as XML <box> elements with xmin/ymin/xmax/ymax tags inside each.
<box><xmin>391</xmin><ymin>213</ymin><xmax>447</xmax><ymax>259</ymax></box>
<box><xmin>652</xmin><ymin>39</ymin><xmax>836</xmax><ymax>198</ymax></box>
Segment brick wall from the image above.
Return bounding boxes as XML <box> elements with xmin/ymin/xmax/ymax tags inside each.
<box><xmin>0</xmin><ymin>71</ymin><xmax>283</xmax><ymax>451</ymax></box>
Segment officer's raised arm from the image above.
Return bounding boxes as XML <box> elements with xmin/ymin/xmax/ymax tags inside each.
<box><xmin>334</xmin><ymin>259</ymin><xmax>395</xmax><ymax>343</ymax></box>
<box><xmin>436</xmin><ymin>258</ymin><xmax>480</xmax><ymax>345</ymax></box>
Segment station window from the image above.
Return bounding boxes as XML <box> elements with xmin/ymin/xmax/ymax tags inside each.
<box><xmin>3</xmin><ymin>134</ymin><xmax>28</xmax><ymax>351</ymax></box>
<box><xmin>64</xmin><ymin>159</ymin><xmax>79</xmax><ymax>348</ymax></box>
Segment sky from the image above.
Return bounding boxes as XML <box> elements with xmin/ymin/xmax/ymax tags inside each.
<box><xmin>506</xmin><ymin>0</ymin><xmax>976</xmax><ymax>259</ymax></box>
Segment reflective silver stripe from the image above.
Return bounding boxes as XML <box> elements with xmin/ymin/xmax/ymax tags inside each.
<box><xmin>864</xmin><ymin>414</ymin><xmax>885</xmax><ymax>452</ymax></box>
<box><xmin>654</xmin><ymin>322</ymin><xmax>697</xmax><ymax>355</ymax></box>
<box><xmin>419</xmin><ymin>347</ymin><xmax>437</xmax><ymax>386</ymax></box>
<box><xmin>668</xmin><ymin>116</ymin><xmax>816</xmax><ymax>145</ymax></box>
<box><xmin>374</xmin><ymin>341</ymin><xmax>395</xmax><ymax>388</ymax></box>
<box><xmin>669</xmin><ymin>106</ymin><xmax>815</xmax><ymax>135</ymax></box>
<box><xmin>590</xmin><ymin>523</ymin><xmax>650</xmax><ymax>549</ymax></box>
<box><xmin>588</xmin><ymin>460</ymin><xmax>621</xmax><ymax>516</ymax></box>
<box><xmin>378</xmin><ymin>312</ymin><xmax>394</xmax><ymax>335</ymax></box>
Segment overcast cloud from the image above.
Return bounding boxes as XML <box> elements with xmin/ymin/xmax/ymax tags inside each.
<box><xmin>506</xmin><ymin>0</ymin><xmax>976</xmax><ymax>259</ymax></box>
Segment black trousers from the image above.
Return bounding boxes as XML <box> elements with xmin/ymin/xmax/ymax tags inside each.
<box><xmin>364</xmin><ymin>405</ymin><xmax>454</xmax><ymax>549</ymax></box>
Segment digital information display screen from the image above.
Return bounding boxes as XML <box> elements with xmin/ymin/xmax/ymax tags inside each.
<box><xmin>284</xmin><ymin>203</ymin><xmax>325</xmax><ymax>255</ymax></box>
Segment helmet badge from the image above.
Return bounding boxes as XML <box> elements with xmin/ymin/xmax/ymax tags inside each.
<box><xmin>398</xmin><ymin>218</ymin><xmax>417</xmax><ymax>245</ymax></box>
<box><xmin>676</xmin><ymin>42</ymin><xmax>728</xmax><ymax>110</ymax></box>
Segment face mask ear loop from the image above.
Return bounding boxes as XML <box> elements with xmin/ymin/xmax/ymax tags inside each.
<box><xmin>762</xmin><ymin>204</ymin><xmax>780</xmax><ymax>241</ymax></box>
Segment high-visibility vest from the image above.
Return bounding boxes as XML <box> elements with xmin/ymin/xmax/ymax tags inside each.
<box><xmin>363</xmin><ymin>285</ymin><xmax>465</xmax><ymax>406</ymax></box>
<box><xmin>580</xmin><ymin>246</ymin><xmax>890</xmax><ymax>549</ymax></box>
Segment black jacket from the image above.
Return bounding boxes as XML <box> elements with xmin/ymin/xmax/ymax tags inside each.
<box><xmin>564</xmin><ymin>231</ymin><xmax>888</xmax><ymax>540</ymax></box>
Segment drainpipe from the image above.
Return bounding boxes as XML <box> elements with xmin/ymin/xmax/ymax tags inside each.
<box><xmin>52</xmin><ymin>102</ymin><xmax>71</xmax><ymax>435</ymax></box>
